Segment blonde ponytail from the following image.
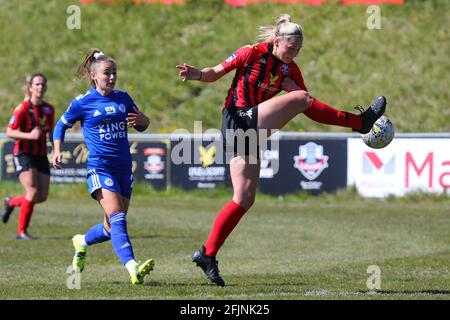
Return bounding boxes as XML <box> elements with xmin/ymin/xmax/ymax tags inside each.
<box><xmin>257</xmin><ymin>14</ymin><xmax>303</xmax><ymax>44</ymax></box>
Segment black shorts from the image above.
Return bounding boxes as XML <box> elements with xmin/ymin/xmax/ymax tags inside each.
<box><xmin>221</xmin><ymin>106</ymin><xmax>259</xmax><ymax>161</ymax></box>
<box><xmin>13</xmin><ymin>153</ymin><xmax>50</xmax><ymax>176</ymax></box>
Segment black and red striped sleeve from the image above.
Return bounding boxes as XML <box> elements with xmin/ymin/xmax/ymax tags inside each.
<box><xmin>7</xmin><ymin>103</ymin><xmax>26</xmax><ymax>130</ymax></box>
<box><xmin>221</xmin><ymin>45</ymin><xmax>256</xmax><ymax>73</ymax></box>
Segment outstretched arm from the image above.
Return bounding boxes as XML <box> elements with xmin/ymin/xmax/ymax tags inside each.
<box><xmin>176</xmin><ymin>63</ymin><xmax>226</xmax><ymax>83</ymax></box>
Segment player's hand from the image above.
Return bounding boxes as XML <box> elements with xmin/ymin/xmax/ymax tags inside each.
<box><xmin>282</xmin><ymin>77</ymin><xmax>301</xmax><ymax>92</ymax></box>
<box><xmin>29</xmin><ymin>127</ymin><xmax>41</xmax><ymax>140</ymax></box>
<box><xmin>52</xmin><ymin>152</ymin><xmax>63</xmax><ymax>169</ymax></box>
<box><xmin>176</xmin><ymin>63</ymin><xmax>201</xmax><ymax>82</ymax></box>
<box><xmin>127</xmin><ymin>106</ymin><xmax>149</xmax><ymax>128</ymax></box>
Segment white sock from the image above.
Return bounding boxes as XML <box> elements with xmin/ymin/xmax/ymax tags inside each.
<box><xmin>125</xmin><ymin>259</ymin><xmax>138</xmax><ymax>275</ymax></box>
<box><xmin>79</xmin><ymin>235</ymin><xmax>88</xmax><ymax>247</ymax></box>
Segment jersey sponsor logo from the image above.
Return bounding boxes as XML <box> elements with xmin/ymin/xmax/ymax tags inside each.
<box><xmin>93</xmin><ymin>110</ymin><xmax>102</xmax><ymax>117</ymax></box>
<box><xmin>281</xmin><ymin>64</ymin><xmax>289</xmax><ymax>75</ymax></box>
<box><xmin>257</xmin><ymin>82</ymin><xmax>279</xmax><ymax>93</ymax></box>
<box><xmin>98</xmin><ymin>121</ymin><xmax>127</xmax><ymax>141</ymax></box>
<box><xmin>105</xmin><ymin>106</ymin><xmax>116</xmax><ymax>114</ymax></box>
<box><xmin>293</xmin><ymin>142</ymin><xmax>329</xmax><ymax>180</ymax></box>
<box><xmin>119</xmin><ymin>104</ymin><xmax>126</xmax><ymax>113</ymax></box>
<box><xmin>225</xmin><ymin>53</ymin><xmax>237</xmax><ymax>63</ymax></box>
<box><xmin>269</xmin><ymin>73</ymin><xmax>279</xmax><ymax>86</ymax></box>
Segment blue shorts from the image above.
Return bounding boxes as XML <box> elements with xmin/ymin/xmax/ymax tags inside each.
<box><xmin>87</xmin><ymin>168</ymin><xmax>134</xmax><ymax>200</ymax></box>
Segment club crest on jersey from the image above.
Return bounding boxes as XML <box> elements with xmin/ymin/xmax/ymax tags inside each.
<box><xmin>281</xmin><ymin>64</ymin><xmax>289</xmax><ymax>75</ymax></box>
<box><xmin>105</xmin><ymin>106</ymin><xmax>116</xmax><ymax>114</ymax></box>
<box><xmin>44</xmin><ymin>106</ymin><xmax>52</xmax><ymax>115</ymax></box>
<box><xmin>119</xmin><ymin>104</ymin><xmax>126</xmax><ymax>113</ymax></box>
<box><xmin>225</xmin><ymin>53</ymin><xmax>237</xmax><ymax>63</ymax></box>
<box><xmin>259</xmin><ymin>58</ymin><xmax>267</xmax><ymax>64</ymax></box>
<box><xmin>104</xmin><ymin>178</ymin><xmax>114</xmax><ymax>187</ymax></box>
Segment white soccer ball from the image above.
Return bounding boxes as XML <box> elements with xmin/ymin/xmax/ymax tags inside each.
<box><xmin>361</xmin><ymin>116</ymin><xmax>395</xmax><ymax>149</ymax></box>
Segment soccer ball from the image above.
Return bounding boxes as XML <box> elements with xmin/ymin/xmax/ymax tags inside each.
<box><xmin>361</xmin><ymin>116</ymin><xmax>395</xmax><ymax>149</ymax></box>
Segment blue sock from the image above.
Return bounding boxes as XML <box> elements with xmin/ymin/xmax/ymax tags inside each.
<box><xmin>85</xmin><ymin>223</ymin><xmax>111</xmax><ymax>246</ymax></box>
<box><xmin>109</xmin><ymin>211</ymin><xmax>135</xmax><ymax>265</ymax></box>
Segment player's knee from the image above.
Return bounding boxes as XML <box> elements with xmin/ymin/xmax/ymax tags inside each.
<box><xmin>26</xmin><ymin>189</ymin><xmax>39</xmax><ymax>202</ymax></box>
<box><xmin>290</xmin><ymin>90</ymin><xmax>310</xmax><ymax>113</ymax></box>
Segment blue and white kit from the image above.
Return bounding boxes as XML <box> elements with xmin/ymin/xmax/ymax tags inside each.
<box><xmin>54</xmin><ymin>87</ymin><xmax>139</xmax><ymax>198</ymax></box>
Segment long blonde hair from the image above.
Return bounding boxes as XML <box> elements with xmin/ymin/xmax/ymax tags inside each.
<box><xmin>76</xmin><ymin>48</ymin><xmax>116</xmax><ymax>87</ymax></box>
<box><xmin>257</xmin><ymin>14</ymin><xmax>303</xmax><ymax>44</ymax></box>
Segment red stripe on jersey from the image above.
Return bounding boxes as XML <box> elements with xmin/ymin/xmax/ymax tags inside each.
<box><xmin>221</xmin><ymin>42</ymin><xmax>307</xmax><ymax>111</ymax></box>
<box><xmin>8</xmin><ymin>101</ymin><xmax>55</xmax><ymax>156</ymax></box>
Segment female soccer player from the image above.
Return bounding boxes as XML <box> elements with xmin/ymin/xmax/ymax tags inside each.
<box><xmin>3</xmin><ymin>73</ymin><xmax>55</xmax><ymax>240</ymax></box>
<box><xmin>52</xmin><ymin>49</ymin><xmax>154</xmax><ymax>284</ymax></box>
<box><xmin>177</xmin><ymin>14</ymin><xmax>387</xmax><ymax>286</ymax></box>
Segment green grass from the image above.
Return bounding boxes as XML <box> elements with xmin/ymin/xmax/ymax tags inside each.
<box><xmin>0</xmin><ymin>183</ymin><xmax>448</xmax><ymax>299</ymax></box>
<box><xmin>0</xmin><ymin>0</ymin><xmax>448</xmax><ymax>133</ymax></box>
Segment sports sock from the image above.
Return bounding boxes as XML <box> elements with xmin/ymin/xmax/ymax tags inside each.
<box><xmin>17</xmin><ymin>198</ymin><xmax>34</xmax><ymax>234</ymax></box>
<box><xmin>125</xmin><ymin>259</ymin><xmax>139</xmax><ymax>276</ymax></box>
<box><xmin>85</xmin><ymin>223</ymin><xmax>111</xmax><ymax>245</ymax></box>
<box><xmin>304</xmin><ymin>98</ymin><xmax>362</xmax><ymax>130</ymax></box>
<box><xmin>109</xmin><ymin>211</ymin><xmax>135</xmax><ymax>265</ymax></box>
<box><xmin>9</xmin><ymin>195</ymin><xmax>25</xmax><ymax>208</ymax></box>
<box><xmin>204</xmin><ymin>200</ymin><xmax>247</xmax><ymax>257</ymax></box>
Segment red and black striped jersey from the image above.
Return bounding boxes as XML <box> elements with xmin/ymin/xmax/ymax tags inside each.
<box><xmin>8</xmin><ymin>100</ymin><xmax>55</xmax><ymax>156</ymax></box>
<box><xmin>220</xmin><ymin>41</ymin><xmax>307</xmax><ymax>111</ymax></box>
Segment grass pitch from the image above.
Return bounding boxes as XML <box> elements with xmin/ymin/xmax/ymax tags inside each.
<box><xmin>0</xmin><ymin>185</ymin><xmax>448</xmax><ymax>300</ymax></box>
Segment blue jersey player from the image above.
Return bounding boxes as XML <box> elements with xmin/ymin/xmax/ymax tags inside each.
<box><xmin>52</xmin><ymin>49</ymin><xmax>154</xmax><ymax>284</ymax></box>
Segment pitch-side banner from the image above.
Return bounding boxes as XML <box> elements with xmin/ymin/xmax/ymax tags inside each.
<box><xmin>1</xmin><ymin>141</ymin><xmax>168</xmax><ymax>189</ymax></box>
<box><xmin>347</xmin><ymin>138</ymin><xmax>450</xmax><ymax>197</ymax></box>
<box><xmin>170</xmin><ymin>139</ymin><xmax>228</xmax><ymax>190</ymax></box>
<box><xmin>259</xmin><ymin>139</ymin><xmax>347</xmax><ymax>195</ymax></box>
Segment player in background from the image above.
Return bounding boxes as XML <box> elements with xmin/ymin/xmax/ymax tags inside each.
<box><xmin>52</xmin><ymin>49</ymin><xmax>154</xmax><ymax>284</ymax></box>
<box><xmin>2</xmin><ymin>73</ymin><xmax>55</xmax><ymax>240</ymax></box>
<box><xmin>177</xmin><ymin>14</ymin><xmax>386</xmax><ymax>286</ymax></box>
